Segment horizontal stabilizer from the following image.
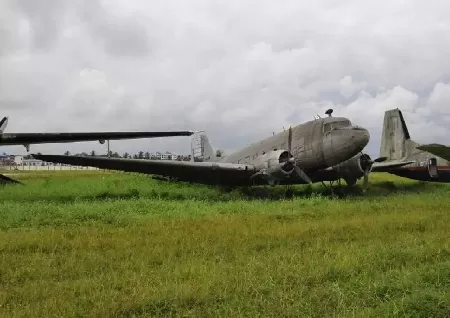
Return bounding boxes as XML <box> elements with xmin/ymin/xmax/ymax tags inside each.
<box><xmin>417</xmin><ymin>144</ymin><xmax>450</xmax><ymax>161</ymax></box>
<box><xmin>371</xmin><ymin>160</ymin><xmax>416</xmax><ymax>172</ymax></box>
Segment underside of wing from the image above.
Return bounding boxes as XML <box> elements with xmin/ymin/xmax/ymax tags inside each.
<box><xmin>371</xmin><ymin>160</ymin><xmax>416</xmax><ymax>172</ymax></box>
<box><xmin>417</xmin><ymin>144</ymin><xmax>450</xmax><ymax>161</ymax></box>
<box><xmin>32</xmin><ymin>154</ymin><xmax>257</xmax><ymax>186</ymax></box>
<box><xmin>0</xmin><ymin>131</ymin><xmax>194</xmax><ymax>146</ymax></box>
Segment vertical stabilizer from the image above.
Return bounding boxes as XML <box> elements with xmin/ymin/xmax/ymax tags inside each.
<box><xmin>0</xmin><ymin>117</ymin><xmax>8</xmax><ymax>133</ymax></box>
<box><xmin>380</xmin><ymin>109</ymin><xmax>411</xmax><ymax>160</ymax></box>
<box><xmin>190</xmin><ymin>132</ymin><xmax>218</xmax><ymax>162</ymax></box>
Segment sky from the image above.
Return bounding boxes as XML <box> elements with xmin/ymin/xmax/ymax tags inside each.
<box><xmin>1</xmin><ymin>0</ymin><xmax>450</xmax><ymax>158</ymax></box>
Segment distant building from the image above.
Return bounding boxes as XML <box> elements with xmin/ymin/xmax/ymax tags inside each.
<box><xmin>14</xmin><ymin>156</ymin><xmax>23</xmax><ymax>165</ymax></box>
<box><xmin>23</xmin><ymin>159</ymin><xmax>49</xmax><ymax>166</ymax></box>
<box><xmin>148</xmin><ymin>152</ymin><xmax>179</xmax><ymax>160</ymax></box>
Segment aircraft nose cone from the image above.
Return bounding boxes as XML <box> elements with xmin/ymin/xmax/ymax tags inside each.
<box><xmin>322</xmin><ymin>126</ymin><xmax>371</xmax><ymax>167</ymax></box>
<box><xmin>353</xmin><ymin>127</ymin><xmax>370</xmax><ymax>150</ymax></box>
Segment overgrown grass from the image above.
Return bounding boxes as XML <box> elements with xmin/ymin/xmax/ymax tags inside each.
<box><xmin>0</xmin><ymin>171</ymin><xmax>449</xmax><ymax>317</ymax></box>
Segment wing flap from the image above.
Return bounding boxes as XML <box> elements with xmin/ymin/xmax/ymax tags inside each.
<box><xmin>32</xmin><ymin>154</ymin><xmax>256</xmax><ymax>186</ymax></box>
<box><xmin>417</xmin><ymin>144</ymin><xmax>450</xmax><ymax>161</ymax></box>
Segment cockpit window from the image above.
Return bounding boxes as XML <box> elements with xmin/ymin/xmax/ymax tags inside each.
<box><xmin>334</xmin><ymin>120</ymin><xmax>351</xmax><ymax>129</ymax></box>
<box><xmin>324</xmin><ymin>123</ymin><xmax>333</xmax><ymax>133</ymax></box>
<box><xmin>323</xmin><ymin>120</ymin><xmax>351</xmax><ymax>133</ymax></box>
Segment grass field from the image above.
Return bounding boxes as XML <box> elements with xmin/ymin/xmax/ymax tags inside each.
<box><xmin>0</xmin><ymin>170</ymin><xmax>449</xmax><ymax>317</ymax></box>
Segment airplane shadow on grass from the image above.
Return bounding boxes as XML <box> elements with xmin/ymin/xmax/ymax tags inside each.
<box><xmin>2</xmin><ymin>178</ymin><xmax>448</xmax><ymax>203</ymax></box>
<box><xmin>237</xmin><ymin>180</ymin><xmax>448</xmax><ymax>200</ymax></box>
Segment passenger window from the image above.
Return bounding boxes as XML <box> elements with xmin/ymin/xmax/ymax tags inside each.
<box><xmin>324</xmin><ymin>123</ymin><xmax>332</xmax><ymax>133</ymax></box>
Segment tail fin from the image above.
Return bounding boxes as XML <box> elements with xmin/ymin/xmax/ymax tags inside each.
<box><xmin>190</xmin><ymin>132</ymin><xmax>218</xmax><ymax>162</ymax></box>
<box><xmin>0</xmin><ymin>117</ymin><xmax>8</xmax><ymax>133</ymax></box>
<box><xmin>379</xmin><ymin>109</ymin><xmax>412</xmax><ymax>160</ymax></box>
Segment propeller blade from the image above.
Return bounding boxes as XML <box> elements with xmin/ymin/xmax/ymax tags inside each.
<box><xmin>374</xmin><ymin>156</ymin><xmax>388</xmax><ymax>163</ymax></box>
<box><xmin>0</xmin><ymin>116</ymin><xmax>8</xmax><ymax>133</ymax></box>
<box><xmin>288</xmin><ymin>126</ymin><xmax>292</xmax><ymax>154</ymax></box>
<box><xmin>362</xmin><ymin>171</ymin><xmax>369</xmax><ymax>191</ymax></box>
<box><xmin>293</xmin><ymin>165</ymin><xmax>312</xmax><ymax>184</ymax></box>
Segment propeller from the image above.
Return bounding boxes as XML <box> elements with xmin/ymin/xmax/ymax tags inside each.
<box><xmin>250</xmin><ymin>126</ymin><xmax>312</xmax><ymax>185</ymax></box>
<box><xmin>360</xmin><ymin>154</ymin><xmax>388</xmax><ymax>191</ymax></box>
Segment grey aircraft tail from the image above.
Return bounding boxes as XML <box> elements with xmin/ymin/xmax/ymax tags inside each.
<box><xmin>190</xmin><ymin>132</ymin><xmax>218</xmax><ymax>162</ymax></box>
<box><xmin>379</xmin><ymin>108</ymin><xmax>418</xmax><ymax>160</ymax></box>
<box><xmin>0</xmin><ymin>117</ymin><xmax>8</xmax><ymax>133</ymax></box>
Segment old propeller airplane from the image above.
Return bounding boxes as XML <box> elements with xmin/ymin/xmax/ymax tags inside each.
<box><xmin>32</xmin><ymin>109</ymin><xmax>410</xmax><ymax>193</ymax></box>
<box><xmin>368</xmin><ymin>108</ymin><xmax>450</xmax><ymax>182</ymax></box>
<box><xmin>0</xmin><ymin>116</ymin><xmax>195</xmax><ymax>184</ymax></box>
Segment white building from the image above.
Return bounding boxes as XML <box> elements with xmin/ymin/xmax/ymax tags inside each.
<box><xmin>149</xmin><ymin>152</ymin><xmax>179</xmax><ymax>160</ymax></box>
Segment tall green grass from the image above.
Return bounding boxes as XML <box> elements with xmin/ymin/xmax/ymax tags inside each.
<box><xmin>0</xmin><ymin>171</ymin><xmax>449</xmax><ymax>317</ymax></box>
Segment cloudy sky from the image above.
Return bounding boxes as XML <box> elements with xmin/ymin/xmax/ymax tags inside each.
<box><xmin>1</xmin><ymin>0</ymin><xmax>450</xmax><ymax>158</ymax></box>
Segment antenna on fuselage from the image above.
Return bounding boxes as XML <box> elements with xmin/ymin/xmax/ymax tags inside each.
<box><xmin>325</xmin><ymin>109</ymin><xmax>333</xmax><ymax>117</ymax></box>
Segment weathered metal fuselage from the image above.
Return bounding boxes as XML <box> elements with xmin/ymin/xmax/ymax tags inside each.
<box><xmin>379</xmin><ymin>109</ymin><xmax>450</xmax><ymax>183</ymax></box>
<box><xmin>220</xmin><ymin>117</ymin><xmax>370</xmax><ymax>172</ymax></box>
<box><xmin>387</xmin><ymin>140</ymin><xmax>450</xmax><ymax>182</ymax></box>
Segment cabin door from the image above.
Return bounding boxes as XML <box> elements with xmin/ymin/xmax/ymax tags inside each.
<box><xmin>427</xmin><ymin>158</ymin><xmax>438</xmax><ymax>178</ymax></box>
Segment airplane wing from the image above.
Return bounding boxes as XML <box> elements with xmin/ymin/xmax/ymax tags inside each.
<box><xmin>31</xmin><ymin>154</ymin><xmax>257</xmax><ymax>186</ymax></box>
<box><xmin>0</xmin><ymin>131</ymin><xmax>195</xmax><ymax>146</ymax></box>
<box><xmin>371</xmin><ymin>160</ymin><xmax>416</xmax><ymax>172</ymax></box>
<box><xmin>417</xmin><ymin>144</ymin><xmax>450</xmax><ymax>161</ymax></box>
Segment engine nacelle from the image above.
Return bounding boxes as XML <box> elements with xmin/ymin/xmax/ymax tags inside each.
<box><xmin>252</xmin><ymin>150</ymin><xmax>295</xmax><ymax>184</ymax></box>
<box><xmin>331</xmin><ymin>153</ymin><xmax>372</xmax><ymax>185</ymax></box>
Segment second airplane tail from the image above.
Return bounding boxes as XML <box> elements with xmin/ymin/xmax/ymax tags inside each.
<box><xmin>191</xmin><ymin>132</ymin><xmax>218</xmax><ymax>162</ymax></box>
<box><xmin>379</xmin><ymin>108</ymin><xmax>417</xmax><ymax>160</ymax></box>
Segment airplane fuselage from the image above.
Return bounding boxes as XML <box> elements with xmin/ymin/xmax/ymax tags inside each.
<box><xmin>387</xmin><ymin>140</ymin><xmax>450</xmax><ymax>182</ymax></box>
<box><xmin>220</xmin><ymin>117</ymin><xmax>370</xmax><ymax>172</ymax></box>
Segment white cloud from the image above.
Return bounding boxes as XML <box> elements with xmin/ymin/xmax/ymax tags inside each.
<box><xmin>426</xmin><ymin>82</ymin><xmax>450</xmax><ymax>114</ymax></box>
<box><xmin>1</xmin><ymin>0</ymin><xmax>450</xmax><ymax>157</ymax></box>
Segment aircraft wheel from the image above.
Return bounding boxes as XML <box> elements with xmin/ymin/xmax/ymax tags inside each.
<box><xmin>284</xmin><ymin>187</ymin><xmax>294</xmax><ymax>199</ymax></box>
<box><xmin>345</xmin><ymin>178</ymin><xmax>357</xmax><ymax>187</ymax></box>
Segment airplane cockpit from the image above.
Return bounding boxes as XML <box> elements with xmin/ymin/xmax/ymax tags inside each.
<box><xmin>322</xmin><ymin>109</ymin><xmax>355</xmax><ymax>134</ymax></box>
<box><xmin>323</xmin><ymin>119</ymin><xmax>352</xmax><ymax>133</ymax></box>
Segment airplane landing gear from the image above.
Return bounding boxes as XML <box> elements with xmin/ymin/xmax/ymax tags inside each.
<box><xmin>284</xmin><ymin>186</ymin><xmax>294</xmax><ymax>199</ymax></box>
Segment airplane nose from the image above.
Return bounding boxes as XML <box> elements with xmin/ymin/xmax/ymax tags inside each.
<box><xmin>322</xmin><ymin>126</ymin><xmax>371</xmax><ymax>167</ymax></box>
<box><xmin>354</xmin><ymin>127</ymin><xmax>370</xmax><ymax>147</ymax></box>
<box><xmin>352</xmin><ymin>127</ymin><xmax>370</xmax><ymax>151</ymax></box>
